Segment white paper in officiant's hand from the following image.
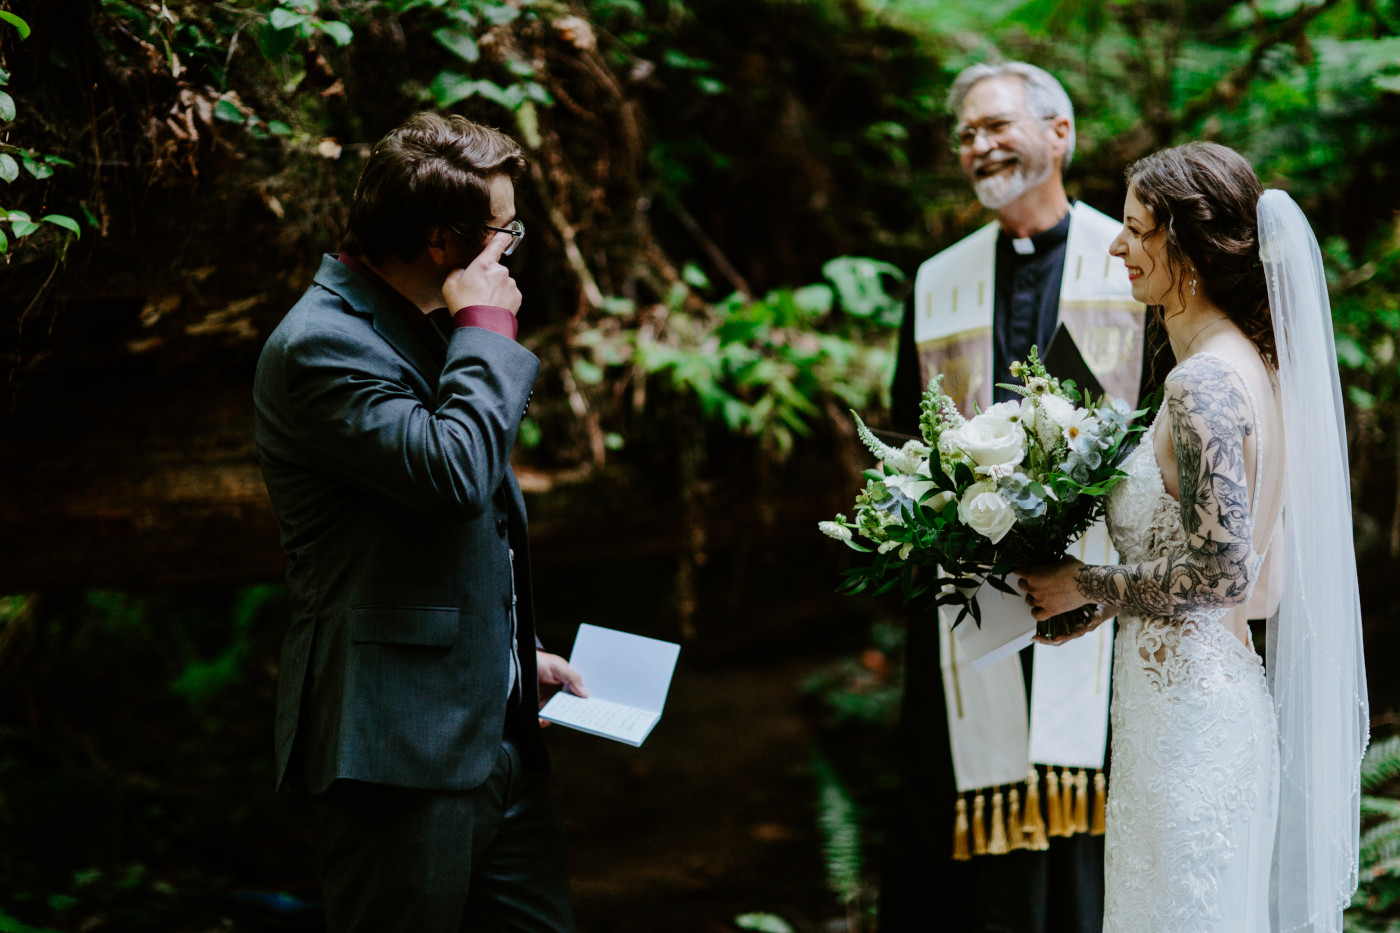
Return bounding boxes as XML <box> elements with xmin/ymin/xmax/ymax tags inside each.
<box><xmin>538</xmin><ymin>624</ymin><xmax>680</xmax><ymax>747</ymax></box>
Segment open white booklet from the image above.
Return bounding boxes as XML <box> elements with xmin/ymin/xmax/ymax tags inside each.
<box><xmin>538</xmin><ymin>624</ymin><xmax>681</xmax><ymax>747</ymax></box>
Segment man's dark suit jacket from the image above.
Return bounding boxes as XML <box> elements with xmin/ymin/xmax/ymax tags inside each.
<box><xmin>254</xmin><ymin>255</ymin><xmax>546</xmax><ymax>795</ymax></box>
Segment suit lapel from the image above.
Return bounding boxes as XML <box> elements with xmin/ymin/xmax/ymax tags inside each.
<box><xmin>312</xmin><ymin>254</ymin><xmax>440</xmax><ymax>387</ymax></box>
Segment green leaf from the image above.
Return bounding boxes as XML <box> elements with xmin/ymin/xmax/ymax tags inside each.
<box><xmin>316</xmin><ymin>19</ymin><xmax>353</xmax><ymax>47</ymax></box>
<box><xmin>681</xmin><ymin>262</ymin><xmax>710</xmax><ymax>289</ymax></box>
<box><xmin>268</xmin><ymin>8</ymin><xmax>308</xmax><ymax>30</ymax></box>
<box><xmin>0</xmin><ymin>65</ymin><xmax>9</xmax><ymax>85</ymax></box>
<box><xmin>0</xmin><ymin>154</ymin><xmax>16</xmax><ymax>183</ymax></box>
<box><xmin>0</xmin><ymin>227</ymin><xmax>8</xmax><ymax>253</ymax></box>
<box><xmin>213</xmin><ymin>99</ymin><xmax>246</xmax><ymax>124</ymax></box>
<box><xmin>1374</xmin><ymin>74</ymin><xmax>1400</xmax><ymax>94</ymax></box>
<box><xmin>43</xmin><ymin>154</ymin><xmax>74</xmax><ymax>167</ymax></box>
<box><xmin>735</xmin><ymin>914</ymin><xmax>795</xmax><ymax>933</ymax></box>
<box><xmin>22</xmin><ymin>154</ymin><xmax>52</xmax><ymax>180</ymax></box>
<box><xmin>0</xmin><ymin>11</ymin><xmax>31</xmax><ymax>41</ymax></box>
<box><xmin>482</xmin><ymin>3</ymin><xmax>521</xmax><ymax>25</ymax></box>
<box><xmin>10</xmin><ymin>218</ymin><xmax>39</xmax><ymax>237</ymax></box>
<box><xmin>42</xmin><ymin>214</ymin><xmax>80</xmax><ymax>236</ymax></box>
<box><xmin>0</xmin><ymin>91</ymin><xmax>14</xmax><ymax>123</ymax></box>
<box><xmin>267</xmin><ymin>119</ymin><xmax>293</xmax><ymax>136</ymax></box>
<box><xmin>432</xmin><ymin>27</ymin><xmax>479</xmax><ymax>62</ymax></box>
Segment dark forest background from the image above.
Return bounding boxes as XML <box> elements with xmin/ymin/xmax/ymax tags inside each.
<box><xmin>3</xmin><ymin>0</ymin><xmax>1400</xmax><ymax>930</ymax></box>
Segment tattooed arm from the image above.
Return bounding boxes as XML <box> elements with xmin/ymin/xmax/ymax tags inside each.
<box><xmin>1073</xmin><ymin>355</ymin><xmax>1257</xmax><ymax>618</ymax></box>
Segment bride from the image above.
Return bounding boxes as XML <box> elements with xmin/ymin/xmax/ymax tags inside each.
<box><xmin>1016</xmin><ymin>142</ymin><xmax>1368</xmax><ymax>932</ymax></box>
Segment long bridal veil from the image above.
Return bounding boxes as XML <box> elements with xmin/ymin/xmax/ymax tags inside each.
<box><xmin>1259</xmin><ymin>189</ymin><xmax>1370</xmax><ymax>932</ymax></box>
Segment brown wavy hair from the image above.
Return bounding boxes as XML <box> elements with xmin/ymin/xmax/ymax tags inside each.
<box><xmin>344</xmin><ymin>113</ymin><xmax>526</xmax><ymax>264</ymax></box>
<box><xmin>1125</xmin><ymin>141</ymin><xmax>1276</xmax><ymax>368</ymax></box>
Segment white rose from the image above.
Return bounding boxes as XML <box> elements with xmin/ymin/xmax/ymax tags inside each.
<box><xmin>957</xmin><ymin>482</ymin><xmax>1017</xmax><ymax>544</ymax></box>
<box><xmin>926</xmin><ymin>489</ymin><xmax>956</xmax><ymax>512</ymax></box>
<box><xmin>953</xmin><ymin>413</ymin><xmax>1026</xmax><ymax>470</ymax></box>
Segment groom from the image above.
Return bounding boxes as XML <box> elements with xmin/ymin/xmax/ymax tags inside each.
<box><xmin>254</xmin><ymin>113</ymin><xmax>583</xmax><ymax>932</ymax></box>
<box><xmin>879</xmin><ymin>63</ymin><xmax>1170</xmax><ymax>932</ymax></box>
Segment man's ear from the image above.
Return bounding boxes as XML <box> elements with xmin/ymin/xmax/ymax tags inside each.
<box><xmin>1047</xmin><ymin>115</ymin><xmax>1072</xmax><ymax>160</ymax></box>
<box><xmin>424</xmin><ymin>225</ymin><xmax>455</xmax><ymax>266</ymax></box>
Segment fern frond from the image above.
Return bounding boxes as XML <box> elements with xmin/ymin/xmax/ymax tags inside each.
<box><xmin>1362</xmin><ymin>735</ymin><xmax>1400</xmax><ymax>793</ymax></box>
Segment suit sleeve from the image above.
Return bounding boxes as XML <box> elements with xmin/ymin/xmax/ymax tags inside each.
<box><xmin>281</xmin><ymin>324</ymin><xmax>540</xmax><ymax>518</ymax></box>
<box><xmin>889</xmin><ymin>291</ymin><xmax>923</xmax><ymax>437</ymax></box>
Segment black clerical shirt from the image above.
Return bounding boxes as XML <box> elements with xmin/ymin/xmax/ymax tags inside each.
<box><xmin>992</xmin><ymin>212</ymin><xmax>1070</xmax><ymax>404</ymax></box>
<box><xmin>891</xmin><ymin>208</ymin><xmax>1171</xmax><ymax>435</ymax></box>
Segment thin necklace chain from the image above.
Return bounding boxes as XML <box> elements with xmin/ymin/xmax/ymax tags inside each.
<box><xmin>1181</xmin><ymin>314</ymin><xmax>1230</xmax><ymax>357</ymax></box>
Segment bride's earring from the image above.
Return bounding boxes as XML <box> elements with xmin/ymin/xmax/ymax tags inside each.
<box><xmin>1189</xmin><ymin>267</ymin><xmax>1197</xmax><ymax>296</ymax></box>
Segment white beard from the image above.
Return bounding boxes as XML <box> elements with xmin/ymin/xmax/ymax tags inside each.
<box><xmin>972</xmin><ymin>150</ymin><xmax>1053</xmax><ymax>210</ymax></box>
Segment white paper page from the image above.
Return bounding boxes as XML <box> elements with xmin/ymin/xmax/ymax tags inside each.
<box><xmin>539</xmin><ymin>693</ymin><xmax>658</xmax><ymax>747</ymax></box>
<box><xmin>565</xmin><ymin>624</ymin><xmax>680</xmax><ymax>711</ymax></box>
<box><xmin>948</xmin><ymin>586</ymin><xmax>1036</xmax><ymax>672</ymax></box>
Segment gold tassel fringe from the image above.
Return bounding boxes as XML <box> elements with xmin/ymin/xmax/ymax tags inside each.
<box><xmin>988</xmin><ymin>789</ymin><xmax>1009</xmax><ymax>855</ymax></box>
<box><xmin>1023</xmin><ymin>769</ymin><xmax>1049</xmax><ymax>850</ymax></box>
<box><xmin>1045</xmin><ymin>770</ymin><xmax>1065</xmax><ymax>837</ymax></box>
<box><xmin>1091</xmin><ymin>771</ymin><xmax>1107</xmax><ymax>836</ymax></box>
<box><xmin>1007</xmin><ymin>787</ymin><xmax>1027</xmax><ymax>850</ymax></box>
<box><xmin>972</xmin><ymin>793</ymin><xmax>988</xmax><ymax>855</ymax></box>
<box><xmin>1073</xmin><ymin>770</ymin><xmax>1090</xmax><ymax>834</ymax></box>
<box><xmin>1060</xmin><ymin>768</ymin><xmax>1076</xmax><ymax>836</ymax></box>
<box><xmin>953</xmin><ymin>796</ymin><xmax>971</xmax><ymax>860</ymax></box>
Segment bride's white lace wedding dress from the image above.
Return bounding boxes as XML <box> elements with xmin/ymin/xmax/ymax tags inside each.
<box><xmin>1101</xmin><ymin>353</ymin><xmax>1280</xmax><ymax>933</ymax></box>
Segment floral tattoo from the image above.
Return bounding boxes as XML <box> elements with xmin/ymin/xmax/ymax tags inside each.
<box><xmin>1075</xmin><ymin>356</ymin><xmax>1256</xmax><ymax>618</ymax></box>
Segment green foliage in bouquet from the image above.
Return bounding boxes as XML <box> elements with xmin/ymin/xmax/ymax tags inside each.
<box><xmin>821</xmin><ymin>349</ymin><xmax>1149</xmax><ymax>637</ymax></box>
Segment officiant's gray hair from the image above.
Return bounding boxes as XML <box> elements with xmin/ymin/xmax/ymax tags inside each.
<box><xmin>947</xmin><ymin>62</ymin><xmax>1076</xmax><ymax>170</ymax></box>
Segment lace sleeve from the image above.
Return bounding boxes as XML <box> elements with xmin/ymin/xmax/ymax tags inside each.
<box><xmin>1075</xmin><ymin>355</ymin><xmax>1256</xmax><ymax>618</ymax></box>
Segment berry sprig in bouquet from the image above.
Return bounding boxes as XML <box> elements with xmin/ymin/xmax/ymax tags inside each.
<box><xmin>821</xmin><ymin>349</ymin><xmax>1148</xmax><ymax>638</ymax></box>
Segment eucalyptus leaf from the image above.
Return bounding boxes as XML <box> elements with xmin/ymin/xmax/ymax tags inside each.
<box><xmin>0</xmin><ymin>91</ymin><xmax>14</xmax><ymax>123</ymax></box>
<box><xmin>0</xmin><ymin>154</ymin><xmax>16</xmax><ymax>183</ymax></box>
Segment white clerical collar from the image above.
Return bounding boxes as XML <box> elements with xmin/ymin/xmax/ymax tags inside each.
<box><xmin>1011</xmin><ymin>237</ymin><xmax>1035</xmax><ymax>255</ymax></box>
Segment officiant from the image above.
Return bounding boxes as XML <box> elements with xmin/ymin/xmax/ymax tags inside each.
<box><xmin>879</xmin><ymin>62</ymin><xmax>1171</xmax><ymax>933</ymax></box>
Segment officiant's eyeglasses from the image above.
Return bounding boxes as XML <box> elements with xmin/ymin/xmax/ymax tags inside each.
<box><xmin>951</xmin><ymin>115</ymin><xmax>1055</xmax><ymax>152</ymax></box>
<box><xmin>482</xmin><ymin>219</ymin><xmax>526</xmax><ymax>256</ymax></box>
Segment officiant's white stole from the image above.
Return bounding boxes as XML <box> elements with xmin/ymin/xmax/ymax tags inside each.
<box><xmin>912</xmin><ymin>201</ymin><xmax>1146</xmax><ymax>858</ymax></box>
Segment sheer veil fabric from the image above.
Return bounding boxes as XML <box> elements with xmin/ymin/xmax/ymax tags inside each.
<box><xmin>1259</xmin><ymin>189</ymin><xmax>1370</xmax><ymax>932</ymax></box>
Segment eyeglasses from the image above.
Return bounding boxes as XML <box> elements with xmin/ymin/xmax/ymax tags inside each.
<box><xmin>950</xmin><ymin>115</ymin><xmax>1055</xmax><ymax>153</ymax></box>
<box><xmin>483</xmin><ymin>219</ymin><xmax>525</xmax><ymax>256</ymax></box>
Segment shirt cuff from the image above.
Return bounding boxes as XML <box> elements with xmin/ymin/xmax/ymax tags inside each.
<box><xmin>453</xmin><ymin>305</ymin><xmax>518</xmax><ymax>340</ymax></box>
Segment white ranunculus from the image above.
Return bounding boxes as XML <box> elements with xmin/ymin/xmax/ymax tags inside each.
<box><xmin>957</xmin><ymin>482</ymin><xmax>1017</xmax><ymax>544</ymax></box>
<box><xmin>984</xmin><ymin>398</ymin><xmax>1029</xmax><ymax>424</ymax></box>
<box><xmin>952</xmin><ymin>413</ymin><xmax>1026</xmax><ymax>470</ymax></box>
<box><xmin>818</xmin><ymin>521</ymin><xmax>852</xmax><ymax>542</ymax></box>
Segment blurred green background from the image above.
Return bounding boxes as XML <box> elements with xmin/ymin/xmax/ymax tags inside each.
<box><xmin>1</xmin><ymin>0</ymin><xmax>1399</xmax><ymax>930</ymax></box>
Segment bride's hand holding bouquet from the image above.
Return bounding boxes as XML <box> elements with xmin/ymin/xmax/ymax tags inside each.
<box><xmin>822</xmin><ymin>348</ymin><xmax>1148</xmax><ymax>638</ymax></box>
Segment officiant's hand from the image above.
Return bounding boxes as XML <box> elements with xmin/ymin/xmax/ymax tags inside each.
<box><xmin>1016</xmin><ymin>558</ymin><xmax>1104</xmax><ymax>642</ymax></box>
<box><xmin>536</xmin><ymin>650</ymin><xmax>587</xmax><ymax>726</ymax></box>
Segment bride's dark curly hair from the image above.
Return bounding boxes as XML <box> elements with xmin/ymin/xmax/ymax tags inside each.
<box><xmin>1126</xmin><ymin>141</ymin><xmax>1277</xmax><ymax>368</ymax></box>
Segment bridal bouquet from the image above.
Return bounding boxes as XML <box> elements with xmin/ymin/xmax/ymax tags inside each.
<box><xmin>821</xmin><ymin>349</ymin><xmax>1148</xmax><ymax>638</ymax></box>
